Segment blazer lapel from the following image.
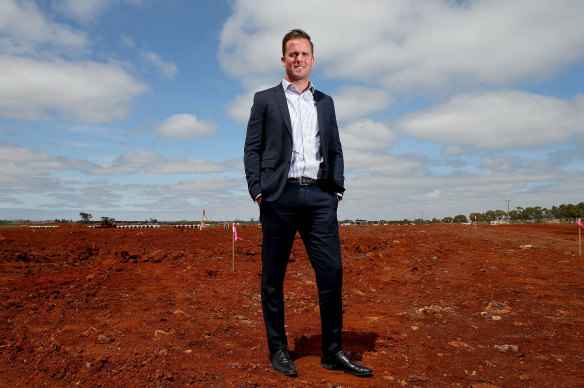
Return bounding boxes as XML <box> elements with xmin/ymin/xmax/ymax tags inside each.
<box><xmin>273</xmin><ymin>86</ymin><xmax>293</xmax><ymax>138</ymax></box>
<box><xmin>314</xmin><ymin>90</ymin><xmax>328</xmax><ymax>150</ymax></box>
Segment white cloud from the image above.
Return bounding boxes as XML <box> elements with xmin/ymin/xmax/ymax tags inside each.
<box><xmin>121</xmin><ymin>36</ymin><xmax>177</xmax><ymax>80</ymax></box>
<box><xmin>0</xmin><ymin>141</ymin><xmax>67</xmax><ymax>175</ymax></box>
<box><xmin>227</xmin><ymin>91</ymin><xmax>255</xmax><ymax>124</ymax></box>
<box><xmin>0</xmin><ymin>141</ymin><xmax>80</xmax><ymax>207</ymax></box>
<box><xmin>121</xmin><ymin>34</ymin><xmax>135</xmax><ymax>48</ymax></box>
<box><xmin>219</xmin><ymin>1</ymin><xmax>285</xmax><ymax>88</ymax></box>
<box><xmin>340</xmin><ymin>119</ymin><xmax>397</xmax><ymax>152</ymax></box>
<box><xmin>338</xmin><ymin>119</ymin><xmax>412</xmax><ymax>174</ymax></box>
<box><xmin>332</xmin><ymin>86</ymin><xmax>392</xmax><ymax>122</ymax></box>
<box><xmin>220</xmin><ymin>0</ymin><xmax>584</xmax><ymax>93</ymax></box>
<box><xmin>100</xmin><ymin>177</ymin><xmax>252</xmax><ymax>217</ymax></box>
<box><xmin>52</xmin><ymin>0</ymin><xmax>144</xmax><ymax>25</ymax></box>
<box><xmin>396</xmin><ymin>90</ymin><xmax>584</xmax><ymax>150</ymax></box>
<box><xmin>442</xmin><ymin>145</ymin><xmax>463</xmax><ymax>157</ymax></box>
<box><xmin>337</xmin><ymin>167</ymin><xmax>584</xmax><ymax>220</ymax></box>
<box><xmin>0</xmin><ymin>140</ymin><xmax>240</xmax><ymax>217</ymax></box>
<box><xmin>86</xmin><ymin>151</ymin><xmax>228</xmax><ymax>175</ymax></box>
<box><xmin>145</xmin><ymin>157</ymin><xmax>227</xmax><ymax>175</ymax></box>
<box><xmin>52</xmin><ymin>0</ymin><xmax>109</xmax><ymax>24</ymax></box>
<box><xmin>0</xmin><ymin>55</ymin><xmax>148</xmax><ymax>123</ymax></box>
<box><xmin>226</xmin><ymin>84</ymin><xmax>273</xmax><ymax>124</ymax></box>
<box><xmin>143</xmin><ymin>50</ymin><xmax>177</xmax><ymax>79</ymax></box>
<box><xmin>344</xmin><ymin>152</ymin><xmax>424</xmax><ymax>175</ymax></box>
<box><xmin>481</xmin><ymin>155</ymin><xmax>525</xmax><ymax>172</ymax></box>
<box><xmin>526</xmin><ymin>159</ymin><xmax>555</xmax><ymax>171</ymax></box>
<box><xmin>341</xmin><ymin>132</ymin><xmax>420</xmax><ymax>176</ymax></box>
<box><xmin>0</xmin><ymin>141</ymin><xmax>229</xmax><ymax>181</ymax></box>
<box><xmin>225</xmin><ymin>157</ymin><xmax>244</xmax><ymax>171</ymax></box>
<box><xmin>154</xmin><ymin>114</ymin><xmax>219</xmax><ymax>139</ymax></box>
<box><xmin>0</xmin><ymin>0</ymin><xmax>87</xmax><ymax>54</ymax></box>
<box><xmin>0</xmin><ymin>1</ymin><xmax>150</xmax><ymax>124</ymax></box>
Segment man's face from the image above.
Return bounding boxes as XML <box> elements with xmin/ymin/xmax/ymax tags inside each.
<box><xmin>281</xmin><ymin>38</ymin><xmax>314</xmax><ymax>83</ymax></box>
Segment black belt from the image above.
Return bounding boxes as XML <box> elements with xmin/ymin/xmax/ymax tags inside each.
<box><xmin>287</xmin><ymin>177</ymin><xmax>317</xmax><ymax>186</ymax></box>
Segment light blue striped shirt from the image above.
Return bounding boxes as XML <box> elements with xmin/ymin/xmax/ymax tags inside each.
<box><xmin>282</xmin><ymin>79</ymin><xmax>323</xmax><ymax>180</ymax></box>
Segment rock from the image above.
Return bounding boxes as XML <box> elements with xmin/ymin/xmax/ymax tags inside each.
<box><xmin>448</xmin><ymin>340</ymin><xmax>474</xmax><ymax>350</ymax></box>
<box><xmin>494</xmin><ymin>344</ymin><xmax>518</xmax><ymax>353</ymax></box>
<box><xmin>481</xmin><ymin>301</ymin><xmax>512</xmax><ymax>319</ymax></box>
<box><xmin>97</xmin><ymin>334</ymin><xmax>111</xmax><ymax>344</ymax></box>
<box><xmin>148</xmin><ymin>249</ymin><xmax>167</xmax><ymax>263</ymax></box>
<box><xmin>173</xmin><ymin>309</ymin><xmax>190</xmax><ymax>318</ymax></box>
<box><xmin>154</xmin><ymin>329</ymin><xmax>169</xmax><ymax>338</ymax></box>
<box><xmin>235</xmin><ymin>315</ymin><xmax>255</xmax><ymax>327</ymax></box>
<box><xmin>417</xmin><ymin>304</ymin><xmax>454</xmax><ymax>316</ymax></box>
<box><xmin>408</xmin><ymin>374</ymin><xmax>430</xmax><ymax>382</ymax></box>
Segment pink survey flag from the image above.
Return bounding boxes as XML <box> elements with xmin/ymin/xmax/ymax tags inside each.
<box><xmin>232</xmin><ymin>223</ymin><xmax>243</xmax><ymax>241</ymax></box>
<box><xmin>578</xmin><ymin>219</ymin><xmax>584</xmax><ymax>229</ymax></box>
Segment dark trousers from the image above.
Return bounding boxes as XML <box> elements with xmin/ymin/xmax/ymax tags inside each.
<box><xmin>260</xmin><ymin>182</ymin><xmax>343</xmax><ymax>355</ymax></box>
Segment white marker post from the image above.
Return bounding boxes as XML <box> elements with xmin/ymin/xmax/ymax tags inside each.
<box><xmin>232</xmin><ymin>223</ymin><xmax>243</xmax><ymax>271</ymax></box>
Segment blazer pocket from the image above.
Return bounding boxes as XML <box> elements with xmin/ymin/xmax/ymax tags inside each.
<box><xmin>261</xmin><ymin>159</ymin><xmax>276</xmax><ymax>169</ymax></box>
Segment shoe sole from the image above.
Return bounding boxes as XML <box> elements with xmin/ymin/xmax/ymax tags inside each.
<box><xmin>270</xmin><ymin>362</ymin><xmax>297</xmax><ymax>377</ymax></box>
<box><xmin>320</xmin><ymin>362</ymin><xmax>372</xmax><ymax>377</ymax></box>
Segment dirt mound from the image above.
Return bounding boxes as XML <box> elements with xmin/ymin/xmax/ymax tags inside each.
<box><xmin>1</xmin><ymin>224</ymin><xmax>583</xmax><ymax>386</ymax></box>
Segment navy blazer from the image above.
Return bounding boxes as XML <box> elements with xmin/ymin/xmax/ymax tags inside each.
<box><xmin>244</xmin><ymin>84</ymin><xmax>345</xmax><ymax>202</ymax></box>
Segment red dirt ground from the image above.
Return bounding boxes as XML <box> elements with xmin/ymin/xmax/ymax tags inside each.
<box><xmin>0</xmin><ymin>224</ymin><xmax>583</xmax><ymax>387</ymax></box>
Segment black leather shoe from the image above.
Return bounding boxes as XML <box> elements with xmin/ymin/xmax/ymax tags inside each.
<box><xmin>270</xmin><ymin>349</ymin><xmax>297</xmax><ymax>376</ymax></box>
<box><xmin>321</xmin><ymin>350</ymin><xmax>372</xmax><ymax>377</ymax></box>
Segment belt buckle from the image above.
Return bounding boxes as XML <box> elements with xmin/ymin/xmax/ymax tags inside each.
<box><xmin>298</xmin><ymin>177</ymin><xmax>310</xmax><ymax>186</ymax></box>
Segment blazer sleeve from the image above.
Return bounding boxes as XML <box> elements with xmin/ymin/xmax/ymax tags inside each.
<box><xmin>327</xmin><ymin>97</ymin><xmax>345</xmax><ymax>194</ymax></box>
<box><xmin>243</xmin><ymin>91</ymin><xmax>265</xmax><ymax>200</ymax></box>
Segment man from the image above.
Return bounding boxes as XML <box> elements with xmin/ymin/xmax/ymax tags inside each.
<box><xmin>244</xmin><ymin>29</ymin><xmax>372</xmax><ymax>378</ymax></box>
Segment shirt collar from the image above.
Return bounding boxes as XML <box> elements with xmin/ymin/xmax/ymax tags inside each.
<box><xmin>282</xmin><ymin>78</ymin><xmax>315</xmax><ymax>94</ymax></box>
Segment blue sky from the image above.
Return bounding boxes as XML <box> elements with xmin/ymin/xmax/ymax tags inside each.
<box><xmin>1</xmin><ymin>0</ymin><xmax>583</xmax><ymax>222</ymax></box>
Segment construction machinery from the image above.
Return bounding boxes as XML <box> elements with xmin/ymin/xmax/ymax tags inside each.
<box><xmin>97</xmin><ymin>216</ymin><xmax>116</xmax><ymax>228</ymax></box>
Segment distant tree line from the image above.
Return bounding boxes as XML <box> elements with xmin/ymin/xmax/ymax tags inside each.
<box><xmin>340</xmin><ymin>202</ymin><xmax>584</xmax><ymax>225</ymax></box>
<box><xmin>439</xmin><ymin>202</ymin><xmax>584</xmax><ymax>224</ymax></box>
